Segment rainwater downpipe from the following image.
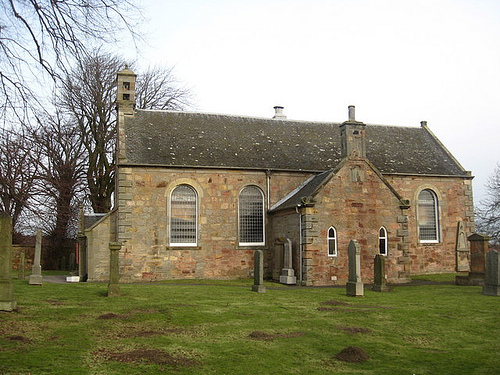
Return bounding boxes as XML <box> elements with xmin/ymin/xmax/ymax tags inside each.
<box><xmin>296</xmin><ymin>204</ymin><xmax>303</xmax><ymax>285</ymax></box>
<box><xmin>266</xmin><ymin>170</ymin><xmax>271</xmax><ymax>209</ymax></box>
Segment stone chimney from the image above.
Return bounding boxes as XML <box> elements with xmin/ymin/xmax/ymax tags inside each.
<box><xmin>339</xmin><ymin>105</ymin><xmax>366</xmax><ymax>159</ymax></box>
<box><xmin>273</xmin><ymin>106</ymin><xmax>287</xmax><ymax>119</ymax></box>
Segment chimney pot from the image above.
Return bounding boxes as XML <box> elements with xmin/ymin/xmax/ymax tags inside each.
<box><xmin>273</xmin><ymin>106</ymin><xmax>287</xmax><ymax>119</ymax></box>
<box><xmin>348</xmin><ymin>105</ymin><xmax>356</xmax><ymax>122</ymax></box>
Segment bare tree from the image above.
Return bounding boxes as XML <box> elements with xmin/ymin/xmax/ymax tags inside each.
<box><xmin>476</xmin><ymin>163</ymin><xmax>500</xmax><ymax>247</ymax></box>
<box><xmin>0</xmin><ymin>126</ymin><xmax>40</xmax><ymax>230</ymax></box>
<box><xmin>0</xmin><ymin>0</ymin><xmax>141</xmax><ymax>117</ymax></box>
<box><xmin>29</xmin><ymin>112</ymin><xmax>87</xmax><ymax>268</ymax></box>
<box><xmin>59</xmin><ymin>51</ymin><xmax>193</xmax><ymax>213</ymax></box>
<box><xmin>136</xmin><ymin>65</ymin><xmax>193</xmax><ymax>110</ymax></box>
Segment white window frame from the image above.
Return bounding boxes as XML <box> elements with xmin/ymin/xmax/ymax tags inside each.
<box><xmin>238</xmin><ymin>185</ymin><xmax>265</xmax><ymax>246</ymax></box>
<box><xmin>169</xmin><ymin>184</ymin><xmax>198</xmax><ymax>247</ymax></box>
<box><xmin>327</xmin><ymin>226</ymin><xmax>337</xmax><ymax>257</ymax></box>
<box><xmin>417</xmin><ymin>189</ymin><xmax>440</xmax><ymax>243</ymax></box>
<box><xmin>379</xmin><ymin>227</ymin><xmax>388</xmax><ymax>255</ymax></box>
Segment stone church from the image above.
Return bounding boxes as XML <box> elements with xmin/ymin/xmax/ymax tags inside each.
<box><xmin>80</xmin><ymin>67</ymin><xmax>475</xmax><ymax>286</ymax></box>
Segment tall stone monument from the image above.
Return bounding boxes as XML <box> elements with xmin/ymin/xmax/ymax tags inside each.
<box><xmin>29</xmin><ymin>230</ymin><xmax>43</xmax><ymax>285</ymax></box>
<box><xmin>456</xmin><ymin>233</ymin><xmax>489</xmax><ymax>286</ymax></box>
<box><xmin>483</xmin><ymin>250</ymin><xmax>500</xmax><ymax>296</ymax></box>
<box><xmin>346</xmin><ymin>240</ymin><xmax>364</xmax><ymax>297</ymax></box>
<box><xmin>252</xmin><ymin>250</ymin><xmax>266</xmax><ymax>293</ymax></box>
<box><xmin>107</xmin><ymin>242</ymin><xmax>122</xmax><ymax>296</ymax></box>
<box><xmin>0</xmin><ymin>213</ymin><xmax>17</xmax><ymax>311</ymax></box>
<box><xmin>279</xmin><ymin>238</ymin><xmax>297</xmax><ymax>285</ymax></box>
<box><xmin>372</xmin><ymin>254</ymin><xmax>390</xmax><ymax>292</ymax></box>
<box><xmin>18</xmin><ymin>250</ymin><xmax>26</xmax><ymax>281</ymax></box>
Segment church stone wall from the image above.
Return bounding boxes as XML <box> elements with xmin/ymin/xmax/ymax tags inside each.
<box><xmin>112</xmin><ymin>166</ymin><xmax>311</xmax><ymax>282</ymax></box>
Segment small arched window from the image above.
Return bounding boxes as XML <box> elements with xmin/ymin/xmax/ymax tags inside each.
<box><xmin>238</xmin><ymin>186</ymin><xmax>265</xmax><ymax>246</ymax></box>
<box><xmin>379</xmin><ymin>227</ymin><xmax>388</xmax><ymax>255</ymax></box>
<box><xmin>327</xmin><ymin>226</ymin><xmax>337</xmax><ymax>257</ymax></box>
<box><xmin>170</xmin><ymin>185</ymin><xmax>198</xmax><ymax>246</ymax></box>
<box><xmin>417</xmin><ymin>189</ymin><xmax>440</xmax><ymax>243</ymax></box>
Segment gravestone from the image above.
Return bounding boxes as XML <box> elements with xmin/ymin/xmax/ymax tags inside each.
<box><xmin>0</xmin><ymin>213</ymin><xmax>17</xmax><ymax>311</ymax></box>
<box><xmin>346</xmin><ymin>240</ymin><xmax>364</xmax><ymax>297</ymax></box>
<box><xmin>372</xmin><ymin>254</ymin><xmax>390</xmax><ymax>292</ymax></box>
<box><xmin>18</xmin><ymin>250</ymin><xmax>26</xmax><ymax>281</ymax></box>
<box><xmin>483</xmin><ymin>250</ymin><xmax>500</xmax><ymax>296</ymax></box>
<box><xmin>29</xmin><ymin>230</ymin><xmax>43</xmax><ymax>285</ymax></box>
<box><xmin>251</xmin><ymin>250</ymin><xmax>266</xmax><ymax>293</ymax></box>
<box><xmin>456</xmin><ymin>233</ymin><xmax>489</xmax><ymax>286</ymax></box>
<box><xmin>107</xmin><ymin>242</ymin><xmax>122</xmax><ymax>297</ymax></box>
<box><xmin>455</xmin><ymin>221</ymin><xmax>470</xmax><ymax>272</ymax></box>
<box><xmin>279</xmin><ymin>238</ymin><xmax>297</xmax><ymax>285</ymax></box>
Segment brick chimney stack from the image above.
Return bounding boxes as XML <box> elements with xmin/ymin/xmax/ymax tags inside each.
<box><xmin>272</xmin><ymin>106</ymin><xmax>287</xmax><ymax>119</ymax></box>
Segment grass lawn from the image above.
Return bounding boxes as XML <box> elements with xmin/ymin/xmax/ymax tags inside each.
<box><xmin>0</xmin><ymin>274</ymin><xmax>498</xmax><ymax>374</ymax></box>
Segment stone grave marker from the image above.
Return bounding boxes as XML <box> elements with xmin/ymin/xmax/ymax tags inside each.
<box><xmin>456</xmin><ymin>233</ymin><xmax>489</xmax><ymax>286</ymax></box>
<box><xmin>29</xmin><ymin>230</ymin><xmax>43</xmax><ymax>285</ymax></box>
<box><xmin>107</xmin><ymin>242</ymin><xmax>122</xmax><ymax>296</ymax></box>
<box><xmin>371</xmin><ymin>254</ymin><xmax>390</xmax><ymax>292</ymax></box>
<box><xmin>483</xmin><ymin>250</ymin><xmax>500</xmax><ymax>296</ymax></box>
<box><xmin>279</xmin><ymin>238</ymin><xmax>297</xmax><ymax>285</ymax></box>
<box><xmin>346</xmin><ymin>240</ymin><xmax>364</xmax><ymax>297</ymax></box>
<box><xmin>252</xmin><ymin>250</ymin><xmax>266</xmax><ymax>293</ymax></box>
<box><xmin>0</xmin><ymin>213</ymin><xmax>17</xmax><ymax>311</ymax></box>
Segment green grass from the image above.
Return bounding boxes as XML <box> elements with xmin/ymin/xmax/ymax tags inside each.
<box><xmin>1</xmin><ymin>276</ymin><xmax>499</xmax><ymax>374</ymax></box>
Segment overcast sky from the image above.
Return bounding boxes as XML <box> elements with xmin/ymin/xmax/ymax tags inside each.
<box><xmin>136</xmin><ymin>0</ymin><xmax>500</xmax><ymax>203</ymax></box>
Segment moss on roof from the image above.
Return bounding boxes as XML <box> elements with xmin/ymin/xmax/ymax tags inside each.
<box><xmin>123</xmin><ymin>110</ymin><xmax>468</xmax><ymax>177</ymax></box>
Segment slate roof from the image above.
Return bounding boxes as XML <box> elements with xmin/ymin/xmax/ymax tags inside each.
<box><xmin>123</xmin><ymin>110</ymin><xmax>468</xmax><ymax>177</ymax></box>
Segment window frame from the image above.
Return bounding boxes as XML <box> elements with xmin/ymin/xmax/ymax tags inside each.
<box><xmin>378</xmin><ymin>226</ymin><xmax>388</xmax><ymax>255</ymax></box>
<box><xmin>417</xmin><ymin>189</ymin><xmax>440</xmax><ymax>243</ymax></box>
<box><xmin>327</xmin><ymin>226</ymin><xmax>338</xmax><ymax>257</ymax></box>
<box><xmin>169</xmin><ymin>184</ymin><xmax>198</xmax><ymax>247</ymax></box>
<box><xmin>238</xmin><ymin>185</ymin><xmax>265</xmax><ymax>246</ymax></box>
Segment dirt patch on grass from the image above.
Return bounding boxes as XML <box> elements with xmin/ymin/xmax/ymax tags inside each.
<box><xmin>249</xmin><ymin>331</ymin><xmax>306</xmax><ymax>341</ymax></box>
<box><xmin>120</xmin><ymin>328</ymin><xmax>186</xmax><ymax>338</ymax></box>
<box><xmin>335</xmin><ymin>346</ymin><xmax>369</xmax><ymax>363</ymax></box>
<box><xmin>321</xmin><ymin>300</ymin><xmax>350</xmax><ymax>306</ymax></box>
<box><xmin>97</xmin><ymin>313</ymin><xmax>128</xmax><ymax>320</ymax></box>
<box><xmin>8</xmin><ymin>335</ymin><xmax>30</xmax><ymax>343</ymax></box>
<box><xmin>338</xmin><ymin>326</ymin><xmax>371</xmax><ymax>334</ymax></box>
<box><xmin>96</xmin><ymin>348</ymin><xmax>200</xmax><ymax>368</ymax></box>
<box><xmin>46</xmin><ymin>299</ymin><xmax>65</xmax><ymax>306</ymax></box>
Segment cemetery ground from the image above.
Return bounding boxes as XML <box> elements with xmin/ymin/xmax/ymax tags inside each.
<box><xmin>1</xmin><ymin>273</ymin><xmax>499</xmax><ymax>375</ymax></box>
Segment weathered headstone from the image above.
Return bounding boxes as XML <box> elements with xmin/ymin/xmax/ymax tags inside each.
<box><xmin>0</xmin><ymin>213</ymin><xmax>17</xmax><ymax>311</ymax></box>
<box><xmin>18</xmin><ymin>250</ymin><xmax>26</xmax><ymax>281</ymax></box>
<box><xmin>252</xmin><ymin>250</ymin><xmax>266</xmax><ymax>293</ymax></box>
<box><xmin>107</xmin><ymin>242</ymin><xmax>122</xmax><ymax>296</ymax></box>
<box><xmin>483</xmin><ymin>250</ymin><xmax>500</xmax><ymax>296</ymax></box>
<box><xmin>455</xmin><ymin>221</ymin><xmax>470</xmax><ymax>272</ymax></box>
<box><xmin>29</xmin><ymin>230</ymin><xmax>43</xmax><ymax>285</ymax></box>
<box><xmin>346</xmin><ymin>240</ymin><xmax>364</xmax><ymax>297</ymax></box>
<box><xmin>372</xmin><ymin>254</ymin><xmax>390</xmax><ymax>292</ymax></box>
<box><xmin>279</xmin><ymin>238</ymin><xmax>297</xmax><ymax>285</ymax></box>
<box><xmin>456</xmin><ymin>233</ymin><xmax>489</xmax><ymax>286</ymax></box>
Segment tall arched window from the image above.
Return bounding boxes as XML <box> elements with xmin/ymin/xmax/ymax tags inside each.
<box><xmin>417</xmin><ymin>189</ymin><xmax>440</xmax><ymax>243</ymax></box>
<box><xmin>170</xmin><ymin>185</ymin><xmax>198</xmax><ymax>246</ymax></box>
<box><xmin>327</xmin><ymin>226</ymin><xmax>337</xmax><ymax>257</ymax></box>
<box><xmin>239</xmin><ymin>186</ymin><xmax>264</xmax><ymax>246</ymax></box>
<box><xmin>379</xmin><ymin>227</ymin><xmax>388</xmax><ymax>255</ymax></box>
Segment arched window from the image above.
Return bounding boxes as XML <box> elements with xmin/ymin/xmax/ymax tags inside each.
<box><xmin>417</xmin><ymin>189</ymin><xmax>440</xmax><ymax>243</ymax></box>
<box><xmin>239</xmin><ymin>186</ymin><xmax>265</xmax><ymax>246</ymax></box>
<box><xmin>170</xmin><ymin>185</ymin><xmax>197</xmax><ymax>246</ymax></box>
<box><xmin>327</xmin><ymin>226</ymin><xmax>337</xmax><ymax>257</ymax></box>
<box><xmin>379</xmin><ymin>227</ymin><xmax>388</xmax><ymax>255</ymax></box>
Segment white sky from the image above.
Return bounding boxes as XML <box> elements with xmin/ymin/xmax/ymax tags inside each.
<box><xmin>135</xmin><ymin>0</ymin><xmax>500</xmax><ymax>203</ymax></box>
